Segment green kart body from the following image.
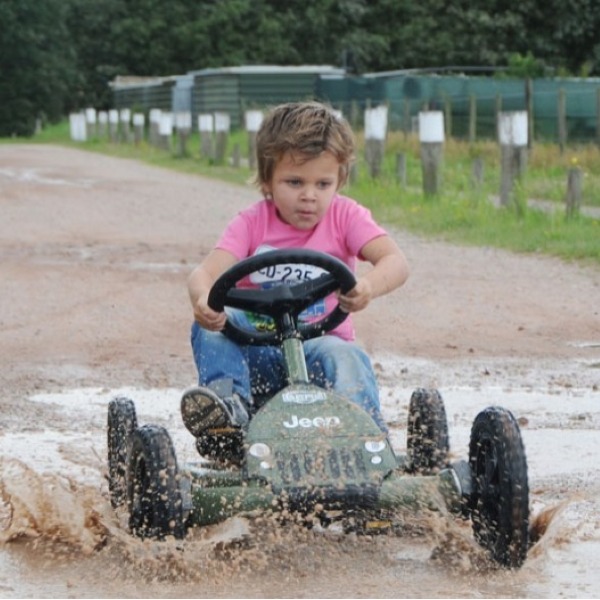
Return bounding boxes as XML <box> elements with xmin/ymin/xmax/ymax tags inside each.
<box><xmin>180</xmin><ymin>380</ymin><xmax>462</xmax><ymax>529</ymax></box>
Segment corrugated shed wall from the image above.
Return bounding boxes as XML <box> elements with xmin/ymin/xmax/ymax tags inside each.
<box><xmin>193</xmin><ymin>74</ymin><xmax>240</xmax><ymax>127</ymax></box>
<box><xmin>112</xmin><ymin>69</ymin><xmax>600</xmax><ymax>142</ymax></box>
<box><xmin>113</xmin><ymin>80</ymin><xmax>175</xmax><ymax>112</ymax></box>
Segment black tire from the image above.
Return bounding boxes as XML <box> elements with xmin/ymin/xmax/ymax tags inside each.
<box><xmin>469</xmin><ymin>406</ymin><xmax>529</xmax><ymax>568</ymax></box>
<box><xmin>407</xmin><ymin>388</ymin><xmax>449</xmax><ymax>473</ymax></box>
<box><xmin>107</xmin><ymin>397</ymin><xmax>137</xmax><ymax>508</ymax></box>
<box><xmin>127</xmin><ymin>424</ymin><xmax>186</xmax><ymax>540</ymax></box>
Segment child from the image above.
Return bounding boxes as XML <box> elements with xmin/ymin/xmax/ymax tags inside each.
<box><xmin>183</xmin><ymin>101</ymin><xmax>409</xmax><ymax>462</ymax></box>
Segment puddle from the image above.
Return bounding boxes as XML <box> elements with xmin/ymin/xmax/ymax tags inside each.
<box><xmin>0</xmin><ymin>358</ymin><xmax>599</xmax><ymax>598</ymax></box>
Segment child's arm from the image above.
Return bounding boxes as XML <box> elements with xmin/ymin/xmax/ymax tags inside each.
<box><xmin>338</xmin><ymin>235</ymin><xmax>409</xmax><ymax>313</ymax></box>
<box><xmin>188</xmin><ymin>248</ymin><xmax>237</xmax><ymax>331</ymax></box>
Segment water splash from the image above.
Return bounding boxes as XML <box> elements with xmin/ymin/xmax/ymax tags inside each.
<box><xmin>0</xmin><ymin>458</ymin><xmax>107</xmax><ymax>554</ymax></box>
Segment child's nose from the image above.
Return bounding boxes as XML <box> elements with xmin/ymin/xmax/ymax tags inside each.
<box><xmin>301</xmin><ymin>185</ymin><xmax>318</xmax><ymax>200</ymax></box>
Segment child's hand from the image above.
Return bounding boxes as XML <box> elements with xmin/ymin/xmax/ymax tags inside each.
<box><xmin>193</xmin><ymin>294</ymin><xmax>227</xmax><ymax>331</ymax></box>
<box><xmin>337</xmin><ymin>278</ymin><xmax>373</xmax><ymax>313</ymax></box>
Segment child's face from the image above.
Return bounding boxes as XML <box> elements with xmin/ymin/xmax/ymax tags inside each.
<box><xmin>266</xmin><ymin>150</ymin><xmax>341</xmax><ymax>230</ymax></box>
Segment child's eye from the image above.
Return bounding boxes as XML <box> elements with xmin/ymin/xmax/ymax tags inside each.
<box><xmin>317</xmin><ymin>181</ymin><xmax>333</xmax><ymax>189</ymax></box>
<box><xmin>286</xmin><ymin>178</ymin><xmax>302</xmax><ymax>187</ymax></box>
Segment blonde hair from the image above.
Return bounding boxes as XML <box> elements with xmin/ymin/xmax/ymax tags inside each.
<box><xmin>253</xmin><ymin>101</ymin><xmax>355</xmax><ymax>191</ymax></box>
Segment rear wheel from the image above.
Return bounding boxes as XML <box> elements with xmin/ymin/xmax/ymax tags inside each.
<box><xmin>107</xmin><ymin>397</ymin><xmax>137</xmax><ymax>508</ymax></box>
<box><xmin>469</xmin><ymin>406</ymin><xmax>529</xmax><ymax>568</ymax></box>
<box><xmin>127</xmin><ymin>424</ymin><xmax>186</xmax><ymax>540</ymax></box>
<box><xmin>407</xmin><ymin>388</ymin><xmax>449</xmax><ymax>473</ymax></box>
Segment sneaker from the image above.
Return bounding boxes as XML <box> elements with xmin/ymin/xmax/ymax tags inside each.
<box><xmin>181</xmin><ymin>386</ymin><xmax>249</xmax><ymax>438</ymax></box>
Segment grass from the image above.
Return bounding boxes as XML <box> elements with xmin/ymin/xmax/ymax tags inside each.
<box><xmin>9</xmin><ymin>121</ymin><xmax>600</xmax><ymax>266</ymax></box>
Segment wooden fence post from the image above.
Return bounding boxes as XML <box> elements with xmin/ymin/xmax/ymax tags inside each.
<box><xmin>85</xmin><ymin>108</ymin><xmax>97</xmax><ymax>140</ymax></box>
<box><xmin>472</xmin><ymin>157</ymin><xmax>484</xmax><ymax>189</ymax></box>
<box><xmin>214</xmin><ymin>112</ymin><xmax>230</xmax><ymax>164</ymax></box>
<box><xmin>596</xmin><ymin>88</ymin><xmax>600</xmax><ymax>147</ymax></box>
<box><xmin>119</xmin><ymin>108</ymin><xmax>131</xmax><ymax>143</ymax></box>
<box><xmin>565</xmin><ymin>167</ymin><xmax>583</xmax><ymax>219</ymax></box>
<box><xmin>558</xmin><ymin>88</ymin><xmax>567</xmax><ymax>153</ymax></box>
<box><xmin>525</xmin><ymin>78</ymin><xmax>534</xmax><ymax>148</ymax></box>
<box><xmin>444</xmin><ymin>96</ymin><xmax>452</xmax><ymax>139</ymax></box>
<box><xmin>245</xmin><ymin>109</ymin><xmax>263</xmax><ymax>170</ymax></box>
<box><xmin>108</xmin><ymin>109</ymin><xmax>119</xmax><ymax>143</ymax></box>
<box><xmin>158</xmin><ymin>112</ymin><xmax>173</xmax><ymax>152</ymax></box>
<box><xmin>395</xmin><ymin>153</ymin><xmax>407</xmax><ymax>186</ymax></box>
<box><xmin>69</xmin><ymin>112</ymin><xmax>86</xmax><ymax>141</ymax></box>
<box><xmin>469</xmin><ymin>94</ymin><xmax>477</xmax><ymax>144</ymax></box>
<box><xmin>498</xmin><ymin>111</ymin><xmax>528</xmax><ymax>207</ymax></box>
<box><xmin>364</xmin><ymin>105</ymin><xmax>387</xmax><ymax>178</ymax></box>
<box><xmin>175</xmin><ymin>112</ymin><xmax>191</xmax><ymax>157</ymax></box>
<box><xmin>419</xmin><ymin>110</ymin><xmax>444</xmax><ymax>196</ymax></box>
<box><xmin>149</xmin><ymin>109</ymin><xmax>161</xmax><ymax>147</ymax></box>
<box><xmin>133</xmin><ymin>113</ymin><xmax>145</xmax><ymax>145</ymax></box>
<box><xmin>98</xmin><ymin>111</ymin><xmax>108</xmax><ymax>139</ymax></box>
<box><xmin>198</xmin><ymin>114</ymin><xmax>214</xmax><ymax>159</ymax></box>
<box><xmin>403</xmin><ymin>98</ymin><xmax>411</xmax><ymax>138</ymax></box>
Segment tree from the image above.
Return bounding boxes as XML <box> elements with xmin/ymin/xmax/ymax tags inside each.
<box><xmin>2</xmin><ymin>0</ymin><xmax>599</xmax><ymax>137</ymax></box>
<box><xmin>0</xmin><ymin>0</ymin><xmax>78</xmax><ymax>136</ymax></box>
<box><xmin>65</xmin><ymin>0</ymin><xmax>125</xmax><ymax>109</ymax></box>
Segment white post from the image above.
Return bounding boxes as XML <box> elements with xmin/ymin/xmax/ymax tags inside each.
<box><xmin>98</xmin><ymin>111</ymin><xmax>108</xmax><ymax>139</ymax></box>
<box><xmin>364</xmin><ymin>105</ymin><xmax>388</xmax><ymax>177</ymax></box>
<box><xmin>198</xmin><ymin>113</ymin><xmax>214</xmax><ymax>159</ymax></box>
<box><xmin>245</xmin><ymin>109</ymin><xmax>263</xmax><ymax>170</ymax></box>
<box><xmin>175</xmin><ymin>112</ymin><xmax>192</xmax><ymax>156</ymax></box>
<box><xmin>149</xmin><ymin>109</ymin><xmax>161</xmax><ymax>146</ymax></box>
<box><xmin>119</xmin><ymin>108</ymin><xmax>131</xmax><ymax>143</ymax></box>
<box><xmin>498</xmin><ymin>111</ymin><xmax>528</xmax><ymax>207</ymax></box>
<box><xmin>214</xmin><ymin>112</ymin><xmax>230</xmax><ymax>164</ymax></box>
<box><xmin>419</xmin><ymin>110</ymin><xmax>445</xmax><ymax>196</ymax></box>
<box><xmin>108</xmin><ymin>109</ymin><xmax>119</xmax><ymax>142</ymax></box>
<box><xmin>85</xmin><ymin>108</ymin><xmax>97</xmax><ymax>140</ymax></box>
<box><xmin>132</xmin><ymin>113</ymin><xmax>145</xmax><ymax>145</ymax></box>
<box><xmin>69</xmin><ymin>113</ymin><xmax>87</xmax><ymax>142</ymax></box>
<box><xmin>158</xmin><ymin>112</ymin><xmax>173</xmax><ymax>151</ymax></box>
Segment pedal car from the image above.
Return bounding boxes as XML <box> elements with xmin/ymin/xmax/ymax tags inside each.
<box><xmin>107</xmin><ymin>249</ymin><xmax>530</xmax><ymax>568</ymax></box>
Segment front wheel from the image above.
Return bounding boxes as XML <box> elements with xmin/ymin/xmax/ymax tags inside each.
<box><xmin>407</xmin><ymin>388</ymin><xmax>449</xmax><ymax>473</ymax></box>
<box><xmin>469</xmin><ymin>406</ymin><xmax>529</xmax><ymax>568</ymax></box>
<box><xmin>107</xmin><ymin>397</ymin><xmax>137</xmax><ymax>508</ymax></box>
<box><xmin>127</xmin><ymin>425</ymin><xmax>186</xmax><ymax>540</ymax></box>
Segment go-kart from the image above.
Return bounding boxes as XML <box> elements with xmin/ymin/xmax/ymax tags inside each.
<box><xmin>107</xmin><ymin>249</ymin><xmax>530</xmax><ymax>569</ymax></box>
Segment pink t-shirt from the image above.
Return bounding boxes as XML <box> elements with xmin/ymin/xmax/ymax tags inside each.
<box><xmin>216</xmin><ymin>194</ymin><xmax>387</xmax><ymax>341</ymax></box>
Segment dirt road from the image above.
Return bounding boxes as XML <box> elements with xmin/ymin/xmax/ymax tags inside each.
<box><xmin>1</xmin><ymin>144</ymin><xmax>599</xmax><ymax>598</ymax></box>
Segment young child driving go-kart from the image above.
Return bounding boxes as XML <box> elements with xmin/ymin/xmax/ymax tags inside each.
<box><xmin>182</xmin><ymin>101</ymin><xmax>410</xmax><ymax>463</ymax></box>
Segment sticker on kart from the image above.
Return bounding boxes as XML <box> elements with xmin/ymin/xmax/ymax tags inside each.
<box><xmin>283</xmin><ymin>415</ymin><xmax>341</xmax><ymax>429</ymax></box>
<box><xmin>282</xmin><ymin>390</ymin><xmax>327</xmax><ymax>404</ymax></box>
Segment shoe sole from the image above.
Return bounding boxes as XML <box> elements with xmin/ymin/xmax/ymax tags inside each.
<box><xmin>181</xmin><ymin>388</ymin><xmax>230</xmax><ymax>437</ymax></box>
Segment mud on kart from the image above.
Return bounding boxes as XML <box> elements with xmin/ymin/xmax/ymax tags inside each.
<box><xmin>107</xmin><ymin>249</ymin><xmax>530</xmax><ymax>569</ymax></box>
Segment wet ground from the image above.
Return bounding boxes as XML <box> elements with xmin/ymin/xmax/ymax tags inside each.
<box><xmin>1</xmin><ymin>356</ymin><xmax>599</xmax><ymax>598</ymax></box>
<box><xmin>1</xmin><ymin>145</ymin><xmax>599</xmax><ymax>597</ymax></box>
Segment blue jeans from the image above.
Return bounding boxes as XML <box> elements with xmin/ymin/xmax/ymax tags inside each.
<box><xmin>190</xmin><ymin>320</ymin><xmax>387</xmax><ymax>433</ymax></box>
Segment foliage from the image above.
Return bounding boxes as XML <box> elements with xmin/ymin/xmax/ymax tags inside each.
<box><xmin>504</xmin><ymin>52</ymin><xmax>548</xmax><ymax>79</ymax></box>
<box><xmin>3</xmin><ymin>0</ymin><xmax>600</xmax><ymax>136</ymax></box>
<box><xmin>0</xmin><ymin>0</ymin><xmax>78</xmax><ymax>136</ymax></box>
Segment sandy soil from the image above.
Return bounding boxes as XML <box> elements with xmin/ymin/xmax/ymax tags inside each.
<box><xmin>1</xmin><ymin>144</ymin><xmax>599</xmax><ymax>598</ymax></box>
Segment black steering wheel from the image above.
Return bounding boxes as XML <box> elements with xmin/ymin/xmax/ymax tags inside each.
<box><xmin>207</xmin><ymin>248</ymin><xmax>357</xmax><ymax>346</ymax></box>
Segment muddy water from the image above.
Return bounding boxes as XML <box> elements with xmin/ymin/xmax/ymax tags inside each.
<box><xmin>1</xmin><ymin>357</ymin><xmax>599</xmax><ymax>598</ymax></box>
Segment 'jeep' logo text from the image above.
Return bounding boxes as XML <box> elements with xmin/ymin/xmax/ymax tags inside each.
<box><xmin>283</xmin><ymin>415</ymin><xmax>341</xmax><ymax>429</ymax></box>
